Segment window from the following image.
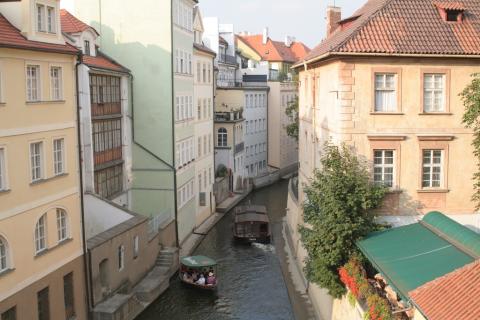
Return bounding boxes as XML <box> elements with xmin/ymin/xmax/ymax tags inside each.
<box><xmin>50</xmin><ymin>67</ymin><xmax>62</xmax><ymax>100</ymax></box>
<box><xmin>374</xmin><ymin>74</ymin><xmax>396</xmax><ymax>112</ymax></box>
<box><xmin>422</xmin><ymin>150</ymin><xmax>443</xmax><ymax>188</ymax></box>
<box><xmin>197</xmin><ymin>137</ymin><xmax>202</xmax><ymax>158</ymax></box>
<box><xmin>47</xmin><ymin>6</ymin><xmax>55</xmax><ymax>33</ymax></box>
<box><xmin>198</xmin><ymin>174</ymin><xmax>202</xmax><ymax>192</ymax></box>
<box><xmin>208</xmin><ymin>135</ymin><xmax>212</xmax><ymax>153</ymax></box>
<box><xmin>92</xmin><ymin>119</ymin><xmax>122</xmax><ymax>159</ymax></box>
<box><xmin>37</xmin><ymin>287</ymin><xmax>50</xmax><ymax>320</ymax></box>
<box><xmin>56</xmin><ymin>209</ymin><xmax>68</xmax><ymax>242</ymax></box>
<box><xmin>30</xmin><ymin>142</ymin><xmax>43</xmax><ymax>182</ymax></box>
<box><xmin>133</xmin><ymin>236</ymin><xmax>139</xmax><ymax>259</ymax></box>
<box><xmin>0</xmin><ymin>148</ymin><xmax>6</xmax><ymax>191</ymax></box>
<box><xmin>0</xmin><ymin>237</ymin><xmax>8</xmax><ymax>272</ymax></box>
<box><xmin>197</xmin><ymin>62</ymin><xmax>201</xmax><ymax>82</ymax></box>
<box><xmin>27</xmin><ymin>65</ymin><xmax>40</xmax><ymax>102</ymax></box>
<box><xmin>35</xmin><ymin>214</ymin><xmax>47</xmax><ymax>254</ymax></box>
<box><xmin>36</xmin><ymin>4</ymin><xmax>45</xmax><ymax>32</ymax></box>
<box><xmin>424</xmin><ymin>74</ymin><xmax>445</xmax><ymax>112</ymax></box>
<box><xmin>373</xmin><ymin>150</ymin><xmax>395</xmax><ymax>187</ymax></box>
<box><xmin>208</xmin><ymin>64</ymin><xmax>211</xmax><ymax>83</ymax></box>
<box><xmin>118</xmin><ymin>245</ymin><xmax>125</xmax><ymax>270</ymax></box>
<box><xmin>63</xmin><ymin>273</ymin><xmax>75</xmax><ymax>319</ymax></box>
<box><xmin>218</xmin><ymin>128</ymin><xmax>227</xmax><ymax>147</ymax></box>
<box><xmin>203</xmin><ymin>136</ymin><xmax>207</xmax><ymax>155</ymax></box>
<box><xmin>53</xmin><ymin>138</ymin><xmax>65</xmax><ymax>175</ymax></box>
<box><xmin>94</xmin><ymin>164</ymin><xmax>123</xmax><ymax>198</ymax></box>
<box><xmin>84</xmin><ymin>40</ymin><xmax>90</xmax><ymax>55</ymax></box>
<box><xmin>1</xmin><ymin>306</ymin><xmax>16</xmax><ymax>320</ymax></box>
<box><xmin>178</xmin><ymin>179</ymin><xmax>194</xmax><ymax>208</ymax></box>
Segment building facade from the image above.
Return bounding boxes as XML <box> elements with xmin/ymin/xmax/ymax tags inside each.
<box><xmin>0</xmin><ymin>1</ymin><xmax>87</xmax><ymax>319</ymax></box>
<box><xmin>286</xmin><ymin>1</ymin><xmax>480</xmax><ymax>318</ymax></box>
<box><xmin>193</xmin><ymin>7</ymin><xmax>216</xmax><ymax>226</ymax></box>
<box><xmin>65</xmin><ymin>0</ymin><xmax>177</xmax><ymax>246</ymax></box>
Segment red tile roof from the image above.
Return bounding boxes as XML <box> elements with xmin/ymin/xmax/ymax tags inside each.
<box><xmin>83</xmin><ymin>53</ymin><xmax>129</xmax><ymax>73</ymax></box>
<box><xmin>194</xmin><ymin>43</ymin><xmax>216</xmax><ymax>56</ymax></box>
<box><xmin>301</xmin><ymin>0</ymin><xmax>480</xmax><ymax>65</ymax></box>
<box><xmin>434</xmin><ymin>1</ymin><xmax>466</xmax><ymax>10</ymax></box>
<box><xmin>409</xmin><ymin>260</ymin><xmax>480</xmax><ymax>320</ymax></box>
<box><xmin>0</xmin><ymin>13</ymin><xmax>78</xmax><ymax>54</ymax></box>
<box><xmin>237</xmin><ymin>34</ymin><xmax>310</xmax><ymax>63</ymax></box>
<box><xmin>60</xmin><ymin>9</ymin><xmax>98</xmax><ymax>35</ymax></box>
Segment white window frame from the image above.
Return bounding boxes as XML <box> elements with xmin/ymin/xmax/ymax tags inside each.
<box><xmin>53</xmin><ymin>138</ymin><xmax>65</xmax><ymax>176</ymax></box>
<box><xmin>218</xmin><ymin>128</ymin><xmax>227</xmax><ymax>147</ymax></box>
<box><xmin>56</xmin><ymin>208</ymin><xmax>68</xmax><ymax>242</ymax></box>
<box><xmin>423</xmin><ymin>74</ymin><xmax>446</xmax><ymax>113</ymax></box>
<box><xmin>422</xmin><ymin>149</ymin><xmax>443</xmax><ymax>188</ymax></box>
<box><xmin>47</xmin><ymin>6</ymin><xmax>55</xmax><ymax>33</ymax></box>
<box><xmin>26</xmin><ymin>65</ymin><xmax>41</xmax><ymax>102</ymax></box>
<box><xmin>30</xmin><ymin>142</ymin><xmax>44</xmax><ymax>182</ymax></box>
<box><xmin>50</xmin><ymin>66</ymin><xmax>63</xmax><ymax>101</ymax></box>
<box><xmin>374</xmin><ymin>73</ymin><xmax>397</xmax><ymax>112</ymax></box>
<box><xmin>35</xmin><ymin>214</ymin><xmax>47</xmax><ymax>254</ymax></box>
<box><xmin>0</xmin><ymin>237</ymin><xmax>9</xmax><ymax>272</ymax></box>
<box><xmin>373</xmin><ymin>150</ymin><xmax>395</xmax><ymax>188</ymax></box>
<box><xmin>36</xmin><ymin>3</ymin><xmax>45</xmax><ymax>32</ymax></box>
<box><xmin>0</xmin><ymin>148</ymin><xmax>7</xmax><ymax>191</ymax></box>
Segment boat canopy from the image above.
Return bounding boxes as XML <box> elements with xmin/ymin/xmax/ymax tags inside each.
<box><xmin>180</xmin><ymin>255</ymin><xmax>217</xmax><ymax>268</ymax></box>
<box><xmin>234</xmin><ymin>205</ymin><xmax>267</xmax><ymax>215</ymax></box>
<box><xmin>235</xmin><ymin>212</ymin><xmax>269</xmax><ymax>223</ymax></box>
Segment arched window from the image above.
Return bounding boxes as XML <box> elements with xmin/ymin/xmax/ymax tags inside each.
<box><xmin>217</xmin><ymin>128</ymin><xmax>227</xmax><ymax>147</ymax></box>
<box><xmin>35</xmin><ymin>214</ymin><xmax>47</xmax><ymax>254</ymax></box>
<box><xmin>56</xmin><ymin>209</ymin><xmax>68</xmax><ymax>242</ymax></box>
<box><xmin>0</xmin><ymin>237</ymin><xmax>9</xmax><ymax>272</ymax></box>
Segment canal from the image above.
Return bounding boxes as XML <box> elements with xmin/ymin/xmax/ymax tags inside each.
<box><xmin>137</xmin><ymin>180</ymin><xmax>315</xmax><ymax>320</ymax></box>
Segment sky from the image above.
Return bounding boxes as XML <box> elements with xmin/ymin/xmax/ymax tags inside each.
<box><xmin>198</xmin><ymin>0</ymin><xmax>367</xmax><ymax>49</ymax></box>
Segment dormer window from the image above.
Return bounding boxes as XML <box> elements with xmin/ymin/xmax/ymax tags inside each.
<box><xmin>435</xmin><ymin>2</ymin><xmax>465</xmax><ymax>23</ymax></box>
<box><xmin>36</xmin><ymin>3</ymin><xmax>56</xmax><ymax>33</ymax></box>
<box><xmin>84</xmin><ymin>40</ymin><xmax>90</xmax><ymax>56</ymax></box>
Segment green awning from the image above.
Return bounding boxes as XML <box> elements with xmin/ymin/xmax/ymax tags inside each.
<box><xmin>357</xmin><ymin>212</ymin><xmax>478</xmax><ymax>302</ymax></box>
<box><xmin>180</xmin><ymin>256</ymin><xmax>217</xmax><ymax>268</ymax></box>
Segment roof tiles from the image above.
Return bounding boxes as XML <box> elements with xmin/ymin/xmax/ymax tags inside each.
<box><xmin>0</xmin><ymin>14</ymin><xmax>78</xmax><ymax>54</ymax></box>
<box><xmin>60</xmin><ymin>9</ymin><xmax>98</xmax><ymax>35</ymax></box>
<box><xmin>237</xmin><ymin>34</ymin><xmax>310</xmax><ymax>63</ymax></box>
<box><xmin>83</xmin><ymin>54</ymin><xmax>129</xmax><ymax>73</ymax></box>
<box><xmin>409</xmin><ymin>260</ymin><xmax>480</xmax><ymax>320</ymax></box>
<box><xmin>303</xmin><ymin>0</ymin><xmax>480</xmax><ymax>63</ymax></box>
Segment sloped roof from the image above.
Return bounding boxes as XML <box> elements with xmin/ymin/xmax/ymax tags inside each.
<box><xmin>0</xmin><ymin>13</ymin><xmax>78</xmax><ymax>54</ymax></box>
<box><xmin>83</xmin><ymin>52</ymin><xmax>130</xmax><ymax>73</ymax></box>
<box><xmin>300</xmin><ymin>0</ymin><xmax>480</xmax><ymax>65</ymax></box>
<box><xmin>410</xmin><ymin>260</ymin><xmax>480</xmax><ymax>320</ymax></box>
<box><xmin>237</xmin><ymin>34</ymin><xmax>310</xmax><ymax>63</ymax></box>
<box><xmin>60</xmin><ymin>9</ymin><xmax>98</xmax><ymax>35</ymax></box>
<box><xmin>194</xmin><ymin>43</ymin><xmax>216</xmax><ymax>56</ymax></box>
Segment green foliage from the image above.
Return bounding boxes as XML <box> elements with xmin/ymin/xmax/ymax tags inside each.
<box><xmin>216</xmin><ymin>165</ymin><xmax>228</xmax><ymax>178</ymax></box>
<box><xmin>300</xmin><ymin>143</ymin><xmax>387</xmax><ymax>298</ymax></box>
<box><xmin>284</xmin><ymin>96</ymin><xmax>299</xmax><ymax>141</ymax></box>
<box><xmin>347</xmin><ymin>291</ymin><xmax>357</xmax><ymax>307</ymax></box>
<box><xmin>366</xmin><ymin>294</ymin><xmax>393</xmax><ymax>320</ymax></box>
<box><xmin>460</xmin><ymin>73</ymin><xmax>480</xmax><ymax>209</ymax></box>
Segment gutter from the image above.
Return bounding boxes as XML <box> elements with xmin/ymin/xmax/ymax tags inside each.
<box><xmin>75</xmin><ymin>52</ymin><xmax>94</xmax><ymax>317</ymax></box>
<box><xmin>293</xmin><ymin>51</ymin><xmax>480</xmax><ymax>69</ymax></box>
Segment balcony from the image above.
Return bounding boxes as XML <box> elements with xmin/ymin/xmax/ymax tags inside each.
<box><xmin>215</xmin><ymin>110</ymin><xmax>244</xmax><ymax>122</ymax></box>
<box><xmin>234</xmin><ymin>142</ymin><xmax>245</xmax><ymax>154</ymax></box>
<box><xmin>218</xmin><ymin>53</ymin><xmax>237</xmax><ymax>66</ymax></box>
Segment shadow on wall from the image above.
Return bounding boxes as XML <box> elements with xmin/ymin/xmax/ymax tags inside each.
<box><xmin>86</xmin><ymin>22</ymin><xmax>176</xmax><ymax>218</ymax></box>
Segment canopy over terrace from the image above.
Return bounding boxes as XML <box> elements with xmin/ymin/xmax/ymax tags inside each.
<box><xmin>357</xmin><ymin>211</ymin><xmax>480</xmax><ymax>302</ymax></box>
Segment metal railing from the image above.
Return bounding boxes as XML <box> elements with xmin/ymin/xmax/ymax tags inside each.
<box><xmin>219</xmin><ymin>53</ymin><xmax>237</xmax><ymax>65</ymax></box>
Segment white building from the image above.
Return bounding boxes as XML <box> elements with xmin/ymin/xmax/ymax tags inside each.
<box><xmin>193</xmin><ymin>7</ymin><xmax>216</xmax><ymax>226</ymax></box>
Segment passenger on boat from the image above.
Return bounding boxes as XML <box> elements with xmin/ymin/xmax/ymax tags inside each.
<box><xmin>196</xmin><ymin>274</ymin><xmax>206</xmax><ymax>285</ymax></box>
<box><xmin>207</xmin><ymin>272</ymin><xmax>216</xmax><ymax>285</ymax></box>
<box><xmin>191</xmin><ymin>270</ymin><xmax>199</xmax><ymax>282</ymax></box>
<box><xmin>182</xmin><ymin>272</ymin><xmax>193</xmax><ymax>283</ymax></box>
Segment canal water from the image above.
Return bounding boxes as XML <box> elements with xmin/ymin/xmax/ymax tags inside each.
<box><xmin>137</xmin><ymin>180</ymin><xmax>315</xmax><ymax>320</ymax></box>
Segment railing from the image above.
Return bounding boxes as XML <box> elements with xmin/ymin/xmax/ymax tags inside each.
<box><xmin>214</xmin><ymin>111</ymin><xmax>243</xmax><ymax>122</ymax></box>
<box><xmin>218</xmin><ymin>53</ymin><xmax>237</xmax><ymax>65</ymax></box>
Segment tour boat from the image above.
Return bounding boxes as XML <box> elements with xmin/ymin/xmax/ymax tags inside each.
<box><xmin>179</xmin><ymin>255</ymin><xmax>218</xmax><ymax>290</ymax></box>
<box><xmin>233</xmin><ymin>205</ymin><xmax>271</xmax><ymax>243</ymax></box>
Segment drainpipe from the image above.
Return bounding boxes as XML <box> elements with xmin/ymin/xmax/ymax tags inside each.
<box><xmin>75</xmin><ymin>52</ymin><xmax>93</xmax><ymax>317</ymax></box>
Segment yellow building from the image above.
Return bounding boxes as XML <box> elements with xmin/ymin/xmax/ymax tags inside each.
<box><xmin>287</xmin><ymin>1</ymin><xmax>480</xmax><ymax>319</ymax></box>
<box><xmin>0</xmin><ymin>1</ymin><xmax>87</xmax><ymax>319</ymax></box>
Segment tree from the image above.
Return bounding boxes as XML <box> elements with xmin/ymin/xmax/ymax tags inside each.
<box><xmin>460</xmin><ymin>73</ymin><xmax>480</xmax><ymax>209</ymax></box>
<box><xmin>284</xmin><ymin>96</ymin><xmax>299</xmax><ymax>141</ymax></box>
<box><xmin>300</xmin><ymin>143</ymin><xmax>387</xmax><ymax>298</ymax></box>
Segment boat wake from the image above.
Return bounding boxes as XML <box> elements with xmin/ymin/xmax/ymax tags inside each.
<box><xmin>251</xmin><ymin>242</ymin><xmax>276</xmax><ymax>253</ymax></box>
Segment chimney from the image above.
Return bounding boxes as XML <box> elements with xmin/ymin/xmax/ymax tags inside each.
<box><xmin>262</xmin><ymin>27</ymin><xmax>269</xmax><ymax>44</ymax></box>
<box><xmin>326</xmin><ymin>6</ymin><xmax>341</xmax><ymax>37</ymax></box>
<box><xmin>285</xmin><ymin>35</ymin><xmax>295</xmax><ymax>47</ymax></box>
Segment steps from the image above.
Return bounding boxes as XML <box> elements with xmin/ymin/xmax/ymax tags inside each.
<box><xmin>155</xmin><ymin>247</ymin><xmax>178</xmax><ymax>275</ymax></box>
